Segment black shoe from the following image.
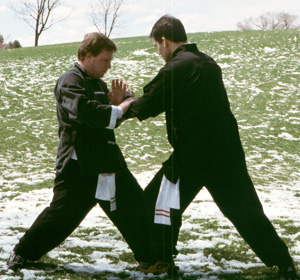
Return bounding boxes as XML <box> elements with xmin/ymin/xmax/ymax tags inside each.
<box><xmin>278</xmin><ymin>264</ymin><xmax>299</xmax><ymax>280</ymax></box>
<box><xmin>7</xmin><ymin>251</ymin><xmax>27</xmax><ymax>271</ymax></box>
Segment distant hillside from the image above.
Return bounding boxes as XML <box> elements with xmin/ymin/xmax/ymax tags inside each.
<box><xmin>0</xmin><ymin>29</ymin><xmax>299</xmax><ymax>280</ymax></box>
<box><xmin>0</xmin><ymin>29</ymin><xmax>299</xmax><ymax>187</ymax></box>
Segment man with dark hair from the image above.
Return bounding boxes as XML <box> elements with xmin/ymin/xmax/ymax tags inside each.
<box><xmin>149</xmin><ymin>15</ymin><xmax>187</xmax><ymax>44</ymax></box>
<box><xmin>7</xmin><ymin>32</ymin><xmax>148</xmax><ymax>271</ymax></box>
<box><xmin>124</xmin><ymin>15</ymin><xmax>298</xmax><ymax>279</ymax></box>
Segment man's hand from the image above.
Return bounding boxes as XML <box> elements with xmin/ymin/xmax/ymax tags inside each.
<box><xmin>109</xmin><ymin>79</ymin><xmax>135</xmax><ymax>105</ymax></box>
<box><xmin>119</xmin><ymin>97</ymin><xmax>137</xmax><ymax>114</ymax></box>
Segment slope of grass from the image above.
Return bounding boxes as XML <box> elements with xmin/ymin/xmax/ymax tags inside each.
<box><xmin>0</xmin><ymin>29</ymin><xmax>299</xmax><ymax>279</ymax></box>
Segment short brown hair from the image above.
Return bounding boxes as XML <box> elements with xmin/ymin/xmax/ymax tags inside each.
<box><xmin>77</xmin><ymin>33</ymin><xmax>117</xmax><ymax>61</ymax></box>
<box><xmin>150</xmin><ymin>15</ymin><xmax>187</xmax><ymax>44</ymax></box>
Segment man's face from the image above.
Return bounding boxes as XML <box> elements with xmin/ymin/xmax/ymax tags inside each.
<box><xmin>86</xmin><ymin>49</ymin><xmax>114</xmax><ymax>79</ymax></box>
<box><xmin>154</xmin><ymin>39</ymin><xmax>173</xmax><ymax>63</ymax></box>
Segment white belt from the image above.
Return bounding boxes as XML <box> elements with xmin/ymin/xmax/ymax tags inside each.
<box><xmin>154</xmin><ymin>175</ymin><xmax>180</xmax><ymax>225</ymax></box>
<box><xmin>95</xmin><ymin>173</ymin><xmax>116</xmax><ymax>211</ymax></box>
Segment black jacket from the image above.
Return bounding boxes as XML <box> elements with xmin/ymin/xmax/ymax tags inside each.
<box><xmin>125</xmin><ymin>44</ymin><xmax>248</xmax><ymax>185</ymax></box>
<box><xmin>54</xmin><ymin>63</ymin><xmax>125</xmax><ymax>175</ymax></box>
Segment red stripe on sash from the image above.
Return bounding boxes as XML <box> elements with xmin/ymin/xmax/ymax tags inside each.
<box><xmin>155</xmin><ymin>213</ymin><xmax>170</xmax><ymax>218</ymax></box>
<box><xmin>156</xmin><ymin>209</ymin><xmax>170</xmax><ymax>214</ymax></box>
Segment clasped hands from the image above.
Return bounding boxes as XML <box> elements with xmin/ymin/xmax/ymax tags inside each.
<box><xmin>108</xmin><ymin>79</ymin><xmax>136</xmax><ymax>114</ymax></box>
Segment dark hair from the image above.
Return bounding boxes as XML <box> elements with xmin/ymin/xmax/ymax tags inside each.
<box><xmin>77</xmin><ymin>32</ymin><xmax>117</xmax><ymax>61</ymax></box>
<box><xmin>150</xmin><ymin>15</ymin><xmax>187</xmax><ymax>44</ymax></box>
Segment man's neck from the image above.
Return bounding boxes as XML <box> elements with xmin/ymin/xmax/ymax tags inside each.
<box><xmin>78</xmin><ymin>60</ymin><xmax>86</xmax><ymax>71</ymax></box>
<box><xmin>171</xmin><ymin>41</ymin><xmax>187</xmax><ymax>55</ymax></box>
<box><xmin>78</xmin><ymin>60</ymin><xmax>93</xmax><ymax>78</ymax></box>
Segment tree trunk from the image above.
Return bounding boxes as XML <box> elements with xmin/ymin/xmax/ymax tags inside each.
<box><xmin>35</xmin><ymin>32</ymin><xmax>39</xmax><ymax>47</ymax></box>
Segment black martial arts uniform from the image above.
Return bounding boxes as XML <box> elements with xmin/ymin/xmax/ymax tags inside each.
<box><xmin>124</xmin><ymin>44</ymin><xmax>293</xmax><ymax>267</ymax></box>
<box><xmin>14</xmin><ymin>63</ymin><xmax>148</xmax><ymax>262</ymax></box>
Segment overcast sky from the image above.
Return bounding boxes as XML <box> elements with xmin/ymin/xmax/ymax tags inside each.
<box><xmin>0</xmin><ymin>0</ymin><xmax>300</xmax><ymax>47</ymax></box>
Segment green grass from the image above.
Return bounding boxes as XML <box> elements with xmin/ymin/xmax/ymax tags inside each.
<box><xmin>273</xmin><ymin>219</ymin><xmax>300</xmax><ymax>235</ymax></box>
<box><xmin>203</xmin><ymin>240</ymin><xmax>256</xmax><ymax>263</ymax></box>
<box><xmin>190</xmin><ymin>218</ymin><xmax>231</xmax><ymax>230</ymax></box>
<box><xmin>1</xmin><ymin>29</ymin><xmax>300</xmax><ymax>279</ymax></box>
<box><xmin>1</xmin><ymin>29</ymin><xmax>299</xmax><ymax>188</ymax></box>
<box><xmin>178</xmin><ymin>230</ymin><xmax>200</xmax><ymax>242</ymax></box>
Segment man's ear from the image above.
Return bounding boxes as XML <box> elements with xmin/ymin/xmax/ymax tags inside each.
<box><xmin>162</xmin><ymin>37</ymin><xmax>168</xmax><ymax>48</ymax></box>
<box><xmin>85</xmin><ymin>52</ymin><xmax>92</xmax><ymax>61</ymax></box>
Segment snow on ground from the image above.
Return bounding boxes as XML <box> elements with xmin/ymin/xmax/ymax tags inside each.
<box><xmin>1</xmin><ymin>30</ymin><xmax>299</xmax><ymax>279</ymax></box>
<box><xmin>0</xmin><ymin>171</ymin><xmax>299</xmax><ymax>279</ymax></box>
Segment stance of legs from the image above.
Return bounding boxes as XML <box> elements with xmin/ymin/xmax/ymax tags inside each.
<box><xmin>207</xmin><ymin>174</ymin><xmax>293</xmax><ymax>267</ymax></box>
<box><xmin>14</xmin><ymin>160</ymin><xmax>97</xmax><ymax>261</ymax></box>
<box><xmin>143</xmin><ymin>169</ymin><xmax>295</xmax><ymax>276</ymax></box>
<box><xmin>11</xmin><ymin>159</ymin><xmax>148</xmax><ymax>267</ymax></box>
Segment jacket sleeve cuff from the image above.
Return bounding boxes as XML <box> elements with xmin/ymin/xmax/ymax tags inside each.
<box><xmin>106</xmin><ymin>106</ymin><xmax>123</xmax><ymax>129</ymax></box>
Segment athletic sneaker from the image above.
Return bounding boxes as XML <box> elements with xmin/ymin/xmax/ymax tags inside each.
<box><xmin>278</xmin><ymin>264</ymin><xmax>299</xmax><ymax>280</ymax></box>
<box><xmin>137</xmin><ymin>260</ymin><xmax>179</xmax><ymax>276</ymax></box>
<box><xmin>7</xmin><ymin>251</ymin><xmax>27</xmax><ymax>271</ymax></box>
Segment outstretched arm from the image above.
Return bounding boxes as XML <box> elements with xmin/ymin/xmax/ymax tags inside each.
<box><xmin>123</xmin><ymin>70</ymin><xmax>168</xmax><ymax>121</ymax></box>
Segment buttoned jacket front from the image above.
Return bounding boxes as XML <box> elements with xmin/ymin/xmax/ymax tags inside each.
<box><xmin>54</xmin><ymin>63</ymin><xmax>125</xmax><ymax>175</ymax></box>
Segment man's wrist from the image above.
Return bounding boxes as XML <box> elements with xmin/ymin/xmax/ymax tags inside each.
<box><xmin>106</xmin><ymin>105</ymin><xmax>123</xmax><ymax>130</ymax></box>
<box><xmin>115</xmin><ymin>106</ymin><xmax>123</xmax><ymax>119</ymax></box>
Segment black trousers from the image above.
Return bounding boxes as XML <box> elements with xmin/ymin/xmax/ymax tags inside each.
<box><xmin>144</xmin><ymin>168</ymin><xmax>293</xmax><ymax>267</ymax></box>
<box><xmin>14</xmin><ymin>159</ymin><xmax>149</xmax><ymax>262</ymax></box>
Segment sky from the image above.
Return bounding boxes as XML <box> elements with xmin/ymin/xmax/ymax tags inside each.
<box><xmin>0</xmin><ymin>0</ymin><xmax>300</xmax><ymax>47</ymax></box>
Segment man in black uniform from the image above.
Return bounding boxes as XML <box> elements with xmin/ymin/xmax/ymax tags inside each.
<box><xmin>124</xmin><ymin>15</ymin><xmax>298</xmax><ymax>279</ymax></box>
<box><xmin>7</xmin><ymin>33</ymin><xmax>148</xmax><ymax>271</ymax></box>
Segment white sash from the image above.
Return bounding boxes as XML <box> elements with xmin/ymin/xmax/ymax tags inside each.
<box><xmin>154</xmin><ymin>175</ymin><xmax>180</xmax><ymax>225</ymax></box>
<box><xmin>95</xmin><ymin>173</ymin><xmax>116</xmax><ymax>211</ymax></box>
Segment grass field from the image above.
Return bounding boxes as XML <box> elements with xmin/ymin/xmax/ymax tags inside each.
<box><xmin>0</xmin><ymin>29</ymin><xmax>300</xmax><ymax>279</ymax></box>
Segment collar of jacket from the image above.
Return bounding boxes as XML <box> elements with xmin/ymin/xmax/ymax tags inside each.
<box><xmin>172</xmin><ymin>43</ymin><xmax>199</xmax><ymax>59</ymax></box>
<box><xmin>74</xmin><ymin>62</ymin><xmax>94</xmax><ymax>81</ymax></box>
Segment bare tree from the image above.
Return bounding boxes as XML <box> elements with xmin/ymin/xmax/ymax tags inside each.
<box><xmin>237</xmin><ymin>12</ymin><xmax>299</xmax><ymax>31</ymax></box>
<box><xmin>8</xmin><ymin>0</ymin><xmax>70</xmax><ymax>46</ymax></box>
<box><xmin>268</xmin><ymin>12</ymin><xmax>282</xmax><ymax>30</ymax></box>
<box><xmin>237</xmin><ymin>18</ymin><xmax>253</xmax><ymax>30</ymax></box>
<box><xmin>278</xmin><ymin>12</ymin><xmax>298</xmax><ymax>29</ymax></box>
<box><xmin>251</xmin><ymin>14</ymin><xmax>269</xmax><ymax>30</ymax></box>
<box><xmin>90</xmin><ymin>0</ymin><xmax>125</xmax><ymax>37</ymax></box>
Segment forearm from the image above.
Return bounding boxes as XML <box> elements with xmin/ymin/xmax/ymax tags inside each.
<box><xmin>122</xmin><ymin>94</ymin><xmax>164</xmax><ymax>121</ymax></box>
